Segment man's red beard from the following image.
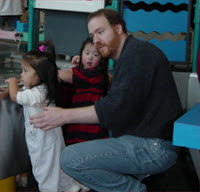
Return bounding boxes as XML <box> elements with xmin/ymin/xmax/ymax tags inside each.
<box><xmin>96</xmin><ymin>43</ymin><xmax>109</xmax><ymax>58</ymax></box>
<box><xmin>96</xmin><ymin>33</ymin><xmax>120</xmax><ymax>59</ymax></box>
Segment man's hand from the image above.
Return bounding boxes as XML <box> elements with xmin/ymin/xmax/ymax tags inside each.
<box><xmin>30</xmin><ymin>105</ymin><xmax>99</xmax><ymax>131</ymax></box>
<box><xmin>30</xmin><ymin>106</ymin><xmax>67</xmax><ymax>130</ymax></box>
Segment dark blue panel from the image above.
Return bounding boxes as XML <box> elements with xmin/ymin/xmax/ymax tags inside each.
<box><xmin>124</xmin><ymin>9</ymin><xmax>188</xmax><ymax>33</ymax></box>
<box><xmin>124</xmin><ymin>0</ymin><xmax>189</xmax><ymax>5</ymax></box>
<box><xmin>149</xmin><ymin>39</ymin><xmax>186</xmax><ymax>62</ymax></box>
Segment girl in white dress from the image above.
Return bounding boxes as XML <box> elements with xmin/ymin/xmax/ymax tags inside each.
<box><xmin>5</xmin><ymin>40</ymin><xmax>89</xmax><ymax>192</ymax></box>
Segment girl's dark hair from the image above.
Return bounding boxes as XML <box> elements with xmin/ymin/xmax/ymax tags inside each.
<box><xmin>78</xmin><ymin>37</ymin><xmax>109</xmax><ymax>94</ymax></box>
<box><xmin>22</xmin><ymin>40</ymin><xmax>58</xmax><ymax>105</ymax></box>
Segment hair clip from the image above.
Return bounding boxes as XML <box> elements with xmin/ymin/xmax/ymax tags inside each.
<box><xmin>39</xmin><ymin>45</ymin><xmax>46</xmax><ymax>52</ymax></box>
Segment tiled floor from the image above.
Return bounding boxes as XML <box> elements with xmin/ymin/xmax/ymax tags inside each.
<box><xmin>16</xmin><ymin>148</ymin><xmax>199</xmax><ymax>192</ymax></box>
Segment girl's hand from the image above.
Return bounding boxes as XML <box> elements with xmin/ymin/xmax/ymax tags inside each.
<box><xmin>0</xmin><ymin>87</ymin><xmax>9</xmax><ymax>99</ymax></box>
<box><xmin>71</xmin><ymin>55</ymin><xmax>80</xmax><ymax>66</ymax></box>
<box><xmin>4</xmin><ymin>78</ymin><xmax>20</xmax><ymax>102</ymax></box>
<box><xmin>5</xmin><ymin>78</ymin><xmax>18</xmax><ymax>84</ymax></box>
<box><xmin>0</xmin><ymin>87</ymin><xmax>6</xmax><ymax>92</ymax></box>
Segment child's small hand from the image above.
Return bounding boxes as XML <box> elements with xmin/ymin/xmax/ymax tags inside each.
<box><xmin>0</xmin><ymin>87</ymin><xmax>9</xmax><ymax>99</ymax></box>
<box><xmin>0</xmin><ymin>87</ymin><xmax>6</xmax><ymax>92</ymax></box>
<box><xmin>4</xmin><ymin>78</ymin><xmax>19</xmax><ymax>102</ymax></box>
<box><xmin>5</xmin><ymin>78</ymin><xmax>19</xmax><ymax>84</ymax></box>
<box><xmin>71</xmin><ymin>55</ymin><xmax>80</xmax><ymax>66</ymax></box>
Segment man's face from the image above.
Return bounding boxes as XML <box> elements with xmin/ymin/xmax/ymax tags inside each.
<box><xmin>88</xmin><ymin>15</ymin><xmax>120</xmax><ymax>59</ymax></box>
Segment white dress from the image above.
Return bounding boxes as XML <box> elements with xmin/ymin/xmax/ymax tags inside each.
<box><xmin>16</xmin><ymin>84</ymin><xmax>84</xmax><ymax>192</ymax></box>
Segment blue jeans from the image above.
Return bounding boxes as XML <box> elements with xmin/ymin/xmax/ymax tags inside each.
<box><xmin>60</xmin><ymin>135</ymin><xmax>178</xmax><ymax>192</ymax></box>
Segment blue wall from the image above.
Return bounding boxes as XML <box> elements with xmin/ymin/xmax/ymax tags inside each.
<box><xmin>123</xmin><ymin>0</ymin><xmax>190</xmax><ymax>62</ymax></box>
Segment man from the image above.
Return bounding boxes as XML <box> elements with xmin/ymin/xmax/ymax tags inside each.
<box><xmin>30</xmin><ymin>9</ymin><xmax>182</xmax><ymax>192</ymax></box>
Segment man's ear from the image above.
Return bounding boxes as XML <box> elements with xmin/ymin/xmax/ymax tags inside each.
<box><xmin>115</xmin><ymin>24</ymin><xmax>123</xmax><ymax>35</ymax></box>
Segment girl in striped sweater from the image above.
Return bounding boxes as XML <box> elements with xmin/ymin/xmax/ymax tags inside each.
<box><xmin>58</xmin><ymin>37</ymin><xmax>111</xmax><ymax>145</ymax></box>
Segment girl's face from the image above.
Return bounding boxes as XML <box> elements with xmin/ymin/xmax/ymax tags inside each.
<box><xmin>82</xmin><ymin>43</ymin><xmax>101</xmax><ymax>69</ymax></box>
<box><xmin>20</xmin><ymin>60</ymin><xmax>40</xmax><ymax>88</ymax></box>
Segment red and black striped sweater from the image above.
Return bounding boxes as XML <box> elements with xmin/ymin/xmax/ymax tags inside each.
<box><xmin>63</xmin><ymin>67</ymin><xmax>108</xmax><ymax>145</ymax></box>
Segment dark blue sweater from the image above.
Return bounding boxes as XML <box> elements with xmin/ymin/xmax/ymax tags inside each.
<box><xmin>95</xmin><ymin>35</ymin><xmax>182</xmax><ymax>140</ymax></box>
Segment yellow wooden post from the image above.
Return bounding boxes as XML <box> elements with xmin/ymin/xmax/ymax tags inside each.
<box><xmin>0</xmin><ymin>176</ymin><xmax>16</xmax><ymax>192</ymax></box>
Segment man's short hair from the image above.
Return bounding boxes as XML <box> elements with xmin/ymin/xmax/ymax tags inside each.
<box><xmin>88</xmin><ymin>8</ymin><xmax>127</xmax><ymax>34</ymax></box>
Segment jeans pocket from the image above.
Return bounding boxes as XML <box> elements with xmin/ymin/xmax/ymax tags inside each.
<box><xmin>160</xmin><ymin>140</ymin><xmax>178</xmax><ymax>164</ymax></box>
<box><xmin>145</xmin><ymin>139</ymin><xmax>177</xmax><ymax>171</ymax></box>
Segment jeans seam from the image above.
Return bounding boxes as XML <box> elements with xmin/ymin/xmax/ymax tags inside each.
<box><xmin>72</xmin><ymin>150</ymin><xmax>126</xmax><ymax>168</ymax></box>
<box><xmin>70</xmin><ymin>151</ymin><xmax>129</xmax><ymax>191</ymax></box>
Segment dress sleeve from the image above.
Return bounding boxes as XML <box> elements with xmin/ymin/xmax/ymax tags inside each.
<box><xmin>16</xmin><ymin>88</ymin><xmax>46</xmax><ymax>106</ymax></box>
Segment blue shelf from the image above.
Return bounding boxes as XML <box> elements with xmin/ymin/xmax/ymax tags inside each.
<box><xmin>173</xmin><ymin>103</ymin><xmax>200</xmax><ymax>150</ymax></box>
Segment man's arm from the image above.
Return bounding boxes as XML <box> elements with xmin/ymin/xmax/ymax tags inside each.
<box><xmin>30</xmin><ymin>105</ymin><xmax>99</xmax><ymax>130</ymax></box>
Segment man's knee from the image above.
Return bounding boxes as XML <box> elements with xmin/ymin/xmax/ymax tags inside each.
<box><xmin>61</xmin><ymin>146</ymin><xmax>75</xmax><ymax>172</ymax></box>
<box><xmin>60</xmin><ymin>144</ymin><xmax>83</xmax><ymax>174</ymax></box>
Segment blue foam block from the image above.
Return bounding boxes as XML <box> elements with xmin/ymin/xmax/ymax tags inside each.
<box><xmin>173</xmin><ymin>103</ymin><xmax>200</xmax><ymax>150</ymax></box>
<box><xmin>15</xmin><ymin>21</ymin><xmax>28</xmax><ymax>32</ymax></box>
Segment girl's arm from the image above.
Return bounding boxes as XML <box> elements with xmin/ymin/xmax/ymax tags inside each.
<box><xmin>58</xmin><ymin>68</ymin><xmax>73</xmax><ymax>84</ymax></box>
<box><xmin>5</xmin><ymin>78</ymin><xmax>19</xmax><ymax>102</ymax></box>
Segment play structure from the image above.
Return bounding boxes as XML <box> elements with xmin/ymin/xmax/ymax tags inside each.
<box><xmin>0</xmin><ymin>1</ymin><xmax>199</xmax><ymax>191</ymax></box>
